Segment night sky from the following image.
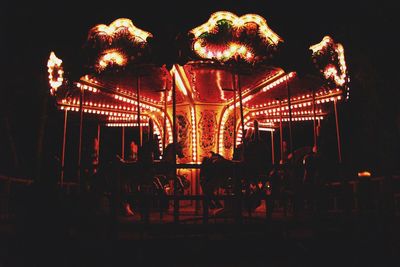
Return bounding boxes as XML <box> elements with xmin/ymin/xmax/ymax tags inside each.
<box><xmin>1</xmin><ymin>0</ymin><xmax>398</xmax><ymax>178</ymax></box>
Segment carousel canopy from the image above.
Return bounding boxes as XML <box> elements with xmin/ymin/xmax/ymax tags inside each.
<box><xmin>47</xmin><ymin>12</ymin><xmax>349</xmax><ymax>160</ymax></box>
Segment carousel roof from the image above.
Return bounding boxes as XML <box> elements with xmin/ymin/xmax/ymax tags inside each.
<box><xmin>47</xmin><ymin>12</ymin><xmax>349</xmax><ymax>127</ymax></box>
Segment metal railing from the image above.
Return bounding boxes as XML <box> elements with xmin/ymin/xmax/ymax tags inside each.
<box><xmin>1</xmin><ymin>172</ymin><xmax>400</xmax><ymax>223</ymax></box>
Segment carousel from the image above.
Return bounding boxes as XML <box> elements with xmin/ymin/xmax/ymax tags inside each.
<box><xmin>47</xmin><ymin>12</ymin><xmax>349</xmax><ymax>216</ymax></box>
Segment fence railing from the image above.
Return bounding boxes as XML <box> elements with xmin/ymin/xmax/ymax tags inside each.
<box><xmin>1</xmin><ymin>173</ymin><xmax>400</xmax><ymax>224</ymax></box>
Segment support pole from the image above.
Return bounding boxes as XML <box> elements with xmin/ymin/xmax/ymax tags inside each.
<box><xmin>233</xmin><ymin>73</ymin><xmax>237</xmax><ymax>149</ymax></box>
<box><xmin>279</xmin><ymin>100</ymin><xmax>284</xmax><ymax>163</ymax></box>
<box><xmin>60</xmin><ymin>109</ymin><xmax>68</xmax><ymax>186</ymax></box>
<box><xmin>235</xmin><ymin>73</ymin><xmax>245</xmax><ymax>140</ymax></box>
<box><xmin>172</xmin><ymin>69</ymin><xmax>179</xmax><ymax>223</ymax></box>
<box><xmin>97</xmin><ymin>124</ymin><xmax>101</xmax><ymax>162</ymax></box>
<box><xmin>270</xmin><ymin>130</ymin><xmax>275</xmax><ymax>165</ymax></box>
<box><xmin>312</xmin><ymin>88</ymin><xmax>317</xmax><ymax>149</ymax></box>
<box><xmin>286</xmin><ymin>79</ymin><xmax>293</xmax><ymax>155</ymax></box>
<box><xmin>334</xmin><ymin>99</ymin><xmax>342</xmax><ymax>163</ymax></box>
<box><xmin>77</xmin><ymin>89</ymin><xmax>84</xmax><ymax>190</ymax></box>
<box><xmin>163</xmin><ymin>85</ymin><xmax>168</xmax><ymax>149</ymax></box>
<box><xmin>137</xmin><ymin>76</ymin><xmax>142</xmax><ymax>147</ymax></box>
<box><xmin>121</xmin><ymin>127</ymin><xmax>125</xmax><ymax>160</ymax></box>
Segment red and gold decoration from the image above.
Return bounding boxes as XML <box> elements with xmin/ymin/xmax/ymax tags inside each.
<box><xmin>87</xmin><ymin>18</ymin><xmax>153</xmax><ymax>72</ymax></box>
<box><xmin>48</xmin><ymin>13</ymin><xmax>348</xmax><ymax>163</ymax></box>
<box><xmin>177</xmin><ymin>112</ymin><xmax>191</xmax><ymax>162</ymax></box>
<box><xmin>88</xmin><ymin>18</ymin><xmax>152</xmax><ymax>44</ymax></box>
<box><xmin>198</xmin><ymin>110</ymin><xmax>217</xmax><ymax>156</ymax></box>
<box><xmin>190</xmin><ymin>11</ymin><xmax>282</xmax><ymax>63</ymax></box>
<box><xmin>47</xmin><ymin>52</ymin><xmax>64</xmax><ymax>95</ymax></box>
<box><xmin>310</xmin><ymin>36</ymin><xmax>350</xmax><ymax>99</ymax></box>
<box><xmin>97</xmin><ymin>49</ymin><xmax>128</xmax><ymax>70</ymax></box>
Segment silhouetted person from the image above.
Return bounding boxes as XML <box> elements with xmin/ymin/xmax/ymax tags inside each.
<box><xmin>242</xmin><ymin>120</ymin><xmax>269</xmax><ymax>211</ymax></box>
<box><xmin>136</xmin><ymin>119</ymin><xmax>159</xmax><ymax>222</ymax></box>
<box><xmin>128</xmin><ymin>140</ymin><xmax>138</xmax><ymax>161</ymax></box>
<box><xmin>243</xmin><ymin>121</ymin><xmax>269</xmax><ymax>183</ymax></box>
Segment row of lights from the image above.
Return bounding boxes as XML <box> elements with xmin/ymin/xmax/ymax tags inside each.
<box><xmin>60</xmin><ymin>103</ymin><xmax>137</xmax><ymax>118</ymax></box>
<box><xmin>114</xmin><ymin>94</ymin><xmax>160</xmax><ymax>112</ymax></box>
<box><xmin>262</xmin><ymin>116</ymin><xmax>324</xmax><ymax>123</ymax></box>
<box><xmin>235</xmin><ymin>115</ymin><xmax>325</xmax><ymax>146</ymax></box>
<box><xmin>218</xmin><ymin>72</ymin><xmax>294</xmax><ymax>153</ymax></box>
<box><xmin>108</xmin><ymin>115</ymin><xmax>147</xmax><ymax>121</ymax></box>
<box><xmin>261</xmin><ymin>72</ymin><xmax>295</xmax><ymax>92</ymax></box>
<box><xmin>106</xmin><ymin>123</ymin><xmax>149</xmax><ymax>127</ymax></box>
<box><xmin>249</xmin><ymin>89</ymin><xmax>342</xmax><ymax>110</ymax></box>
<box><xmin>242</xmin><ymin>72</ymin><xmax>296</xmax><ymax>108</ymax></box>
<box><xmin>240</xmin><ymin>69</ymin><xmax>284</xmax><ymax>96</ymax></box>
<box><xmin>65</xmin><ymin>98</ymin><xmax>138</xmax><ymax>112</ymax></box>
<box><xmin>113</xmin><ymin>94</ymin><xmax>172</xmax><ymax>143</ymax></box>
<box><xmin>76</xmin><ymin>83</ymin><xmax>98</xmax><ymax>93</ymax></box>
<box><xmin>115</xmin><ymin>87</ymin><xmax>161</xmax><ymax>105</ymax></box>
<box><xmin>252</xmin><ymin>108</ymin><xmax>323</xmax><ymax>117</ymax></box>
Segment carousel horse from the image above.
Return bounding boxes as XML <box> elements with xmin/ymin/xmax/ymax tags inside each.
<box><xmin>116</xmin><ymin>141</ymin><xmax>190</xmax><ymax>215</ymax></box>
<box><xmin>153</xmin><ymin>142</ymin><xmax>190</xmax><ymax>196</ymax></box>
<box><xmin>275</xmin><ymin>146</ymin><xmax>324</xmax><ymax>216</ymax></box>
<box><xmin>200</xmin><ymin>152</ymin><xmax>237</xmax><ymax>209</ymax></box>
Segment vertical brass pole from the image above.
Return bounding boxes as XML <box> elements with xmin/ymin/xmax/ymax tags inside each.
<box><xmin>163</xmin><ymin>85</ymin><xmax>168</xmax><ymax>149</ymax></box>
<box><xmin>312</xmin><ymin>88</ymin><xmax>317</xmax><ymax>149</ymax></box>
<box><xmin>334</xmin><ymin>99</ymin><xmax>342</xmax><ymax>163</ymax></box>
<box><xmin>121</xmin><ymin>127</ymin><xmax>125</xmax><ymax>160</ymax></box>
<box><xmin>60</xmin><ymin>109</ymin><xmax>68</xmax><ymax>186</ymax></box>
<box><xmin>97</xmin><ymin>124</ymin><xmax>101</xmax><ymax>162</ymax></box>
<box><xmin>279</xmin><ymin>100</ymin><xmax>284</xmax><ymax>163</ymax></box>
<box><xmin>286</xmin><ymin>79</ymin><xmax>293</xmax><ymax>155</ymax></box>
<box><xmin>233</xmin><ymin>73</ymin><xmax>237</xmax><ymax>149</ymax></box>
<box><xmin>77</xmin><ymin>88</ymin><xmax>84</xmax><ymax>190</ymax></box>
<box><xmin>137</xmin><ymin>76</ymin><xmax>142</xmax><ymax>147</ymax></box>
<box><xmin>270</xmin><ymin>130</ymin><xmax>275</xmax><ymax>165</ymax></box>
<box><xmin>172</xmin><ymin>69</ymin><xmax>179</xmax><ymax>223</ymax></box>
<box><xmin>236</xmin><ymin>73</ymin><xmax>245</xmax><ymax>139</ymax></box>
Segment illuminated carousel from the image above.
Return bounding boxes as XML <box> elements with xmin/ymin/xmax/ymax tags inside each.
<box><xmin>47</xmin><ymin>11</ymin><xmax>349</xmax><ymax>188</ymax></box>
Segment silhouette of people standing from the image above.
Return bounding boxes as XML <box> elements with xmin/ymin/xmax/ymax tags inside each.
<box><xmin>136</xmin><ymin>119</ymin><xmax>159</xmax><ymax>222</ymax></box>
<box><xmin>242</xmin><ymin>120</ymin><xmax>269</xmax><ymax>210</ymax></box>
<box><xmin>91</xmin><ymin>137</ymin><xmax>99</xmax><ymax>174</ymax></box>
<box><xmin>243</xmin><ymin>120</ymin><xmax>269</xmax><ymax>183</ymax></box>
<box><xmin>280</xmin><ymin>140</ymin><xmax>289</xmax><ymax>165</ymax></box>
<box><xmin>128</xmin><ymin>140</ymin><xmax>138</xmax><ymax>162</ymax></box>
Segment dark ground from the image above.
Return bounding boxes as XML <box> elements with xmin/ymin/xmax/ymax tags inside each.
<box><xmin>1</xmin><ymin>212</ymin><xmax>399</xmax><ymax>267</ymax></box>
